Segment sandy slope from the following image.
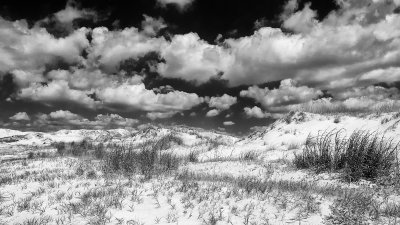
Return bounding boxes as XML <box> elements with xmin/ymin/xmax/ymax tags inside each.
<box><xmin>1</xmin><ymin>112</ymin><xmax>400</xmax><ymax>224</ymax></box>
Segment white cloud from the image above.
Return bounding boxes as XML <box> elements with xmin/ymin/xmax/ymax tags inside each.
<box><xmin>0</xmin><ymin>17</ymin><xmax>89</xmax><ymax>73</ymax></box>
<box><xmin>157</xmin><ymin>0</ymin><xmax>195</xmax><ymax>11</ymax></box>
<box><xmin>3</xmin><ymin>0</ymin><xmax>400</xmax><ymax>121</ymax></box>
<box><xmin>53</xmin><ymin>1</ymin><xmax>97</xmax><ymax>24</ymax></box>
<box><xmin>9</xmin><ymin>112</ymin><xmax>30</xmax><ymax>121</ymax></box>
<box><xmin>223</xmin><ymin>121</ymin><xmax>235</xmax><ymax>126</ymax></box>
<box><xmin>33</xmin><ymin>111</ymin><xmax>138</xmax><ymax>129</ymax></box>
<box><xmin>11</xmin><ymin>69</ymin><xmax>45</xmax><ymax>88</ymax></box>
<box><xmin>243</xmin><ymin>106</ymin><xmax>271</xmax><ymax>119</ymax></box>
<box><xmin>141</xmin><ymin>15</ymin><xmax>167</xmax><ymax>36</ymax></box>
<box><xmin>16</xmin><ymin>66</ymin><xmax>203</xmax><ymax>113</ymax></box>
<box><xmin>157</xmin><ymin>33</ymin><xmax>230</xmax><ymax>84</ymax></box>
<box><xmin>47</xmin><ymin>110</ymin><xmax>83</xmax><ymax>120</ymax></box>
<box><xmin>359</xmin><ymin>67</ymin><xmax>400</xmax><ymax>83</ymax></box>
<box><xmin>46</xmin><ymin>68</ymin><xmax>142</xmax><ymax>90</ymax></box>
<box><xmin>146</xmin><ymin>111</ymin><xmax>178</xmax><ymax>120</ymax></box>
<box><xmin>280</xmin><ymin>0</ymin><xmax>299</xmax><ymax>21</ymax></box>
<box><xmin>216</xmin><ymin>0</ymin><xmax>400</xmax><ymax>88</ymax></box>
<box><xmin>18</xmin><ymin>80</ymin><xmax>96</xmax><ymax>108</ymax></box>
<box><xmin>283</xmin><ymin>3</ymin><xmax>317</xmax><ymax>33</ymax></box>
<box><xmin>240</xmin><ymin>79</ymin><xmax>322</xmax><ymax>112</ymax></box>
<box><xmin>206</xmin><ymin>109</ymin><xmax>220</xmax><ymax>117</ymax></box>
<box><xmin>34</xmin><ymin>0</ymin><xmax>98</xmax><ymax>35</ymax></box>
<box><xmin>208</xmin><ymin>94</ymin><xmax>237</xmax><ymax>110</ymax></box>
<box><xmin>97</xmin><ymin>82</ymin><xmax>204</xmax><ymax>111</ymax></box>
<box><xmin>89</xmin><ymin>27</ymin><xmax>166</xmax><ymax>72</ymax></box>
<box><xmin>94</xmin><ymin>114</ymin><xmax>139</xmax><ymax>127</ymax></box>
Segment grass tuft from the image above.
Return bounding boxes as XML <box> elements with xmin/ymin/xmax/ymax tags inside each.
<box><xmin>293</xmin><ymin>129</ymin><xmax>399</xmax><ymax>181</ymax></box>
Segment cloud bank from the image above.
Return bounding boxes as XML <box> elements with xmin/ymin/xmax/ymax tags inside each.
<box><xmin>2</xmin><ymin>0</ymin><xmax>400</xmax><ymax>131</ymax></box>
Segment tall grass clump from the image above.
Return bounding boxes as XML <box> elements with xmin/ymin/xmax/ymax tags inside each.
<box><xmin>102</xmin><ymin>141</ymin><xmax>182</xmax><ymax>179</ymax></box>
<box><xmin>52</xmin><ymin>142</ymin><xmax>66</xmax><ymax>156</ymax></box>
<box><xmin>344</xmin><ymin>131</ymin><xmax>398</xmax><ymax>181</ymax></box>
<box><xmin>52</xmin><ymin>139</ymin><xmax>92</xmax><ymax>157</ymax></box>
<box><xmin>93</xmin><ymin>143</ymin><xmax>106</xmax><ymax>159</ymax></box>
<box><xmin>293</xmin><ymin>129</ymin><xmax>347</xmax><ymax>172</ymax></box>
<box><xmin>293</xmin><ymin>129</ymin><xmax>399</xmax><ymax>181</ymax></box>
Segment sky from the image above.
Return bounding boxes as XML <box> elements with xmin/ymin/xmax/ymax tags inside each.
<box><xmin>1</xmin><ymin>0</ymin><xmax>400</xmax><ymax>135</ymax></box>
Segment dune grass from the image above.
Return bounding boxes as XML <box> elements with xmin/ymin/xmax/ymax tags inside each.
<box><xmin>293</xmin><ymin>129</ymin><xmax>399</xmax><ymax>181</ymax></box>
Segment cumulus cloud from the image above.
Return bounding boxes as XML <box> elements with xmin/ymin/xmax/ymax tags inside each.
<box><xmin>3</xmin><ymin>0</ymin><xmax>400</xmax><ymax>93</ymax></box>
<box><xmin>211</xmin><ymin>0</ymin><xmax>400</xmax><ymax>88</ymax></box>
<box><xmin>88</xmin><ymin>27</ymin><xmax>167</xmax><ymax>72</ymax></box>
<box><xmin>206</xmin><ymin>109</ymin><xmax>220</xmax><ymax>117</ymax></box>
<box><xmin>35</xmin><ymin>0</ymin><xmax>98</xmax><ymax>35</ymax></box>
<box><xmin>280</xmin><ymin>0</ymin><xmax>299</xmax><ymax>21</ymax></box>
<box><xmin>32</xmin><ymin>110</ymin><xmax>138</xmax><ymax>129</ymax></box>
<box><xmin>150</xmin><ymin>0</ymin><xmax>400</xmax><ymax>89</ymax></box>
<box><xmin>223</xmin><ymin>121</ymin><xmax>235</xmax><ymax>126</ymax></box>
<box><xmin>146</xmin><ymin>111</ymin><xmax>178</xmax><ymax>120</ymax></box>
<box><xmin>15</xmin><ymin>65</ymin><xmax>202</xmax><ymax>113</ymax></box>
<box><xmin>3</xmin><ymin>0</ymin><xmax>400</xmax><ymax>128</ymax></box>
<box><xmin>240</xmin><ymin>79</ymin><xmax>322</xmax><ymax>112</ymax></box>
<box><xmin>9</xmin><ymin>112</ymin><xmax>30</xmax><ymax>121</ymax></box>
<box><xmin>157</xmin><ymin>0</ymin><xmax>195</xmax><ymax>11</ymax></box>
<box><xmin>208</xmin><ymin>94</ymin><xmax>237</xmax><ymax>110</ymax></box>
<box><xmin>359</xmin><ymin>67</ymin><xmax>400</xmax><ymax>84</ymax></box>
<box><xmin>157</xmin><ymin>33</ymin><xmax>230</xmax><ymax>84</ymax></box>
<box><xmin>0</xmin><ymin>17</ymin><xmax>89</xmax><ymax>73</ymax></box>
<box><xmin>93</xmin><ymin>114</ymin><xmax>139</xmax><ymax>127</ymax></box>
<box><xmin>98</xmin><ymin>83</ymin><xmax>204</xmax><ymax>111</ymax></box>
<box><xmin>46</xmin><ymin>68</ymin><xmax>142</xmax><ymax>90</ymax></box>
<box><xmin>47</xmin><ymin>110</ymin><xmax>83</xmax><ymax>120</ymax></box>
<box><xmin>53</xmin><ymin>1</ymin><xmax>97</xmax><ymax>24</ymax></box>
<box><xmin>283</xmin><ymin>3</ymin><xmax>317</xmax><ymax>33</ymax></box>
<box><xmin>141</xmin><ymin>15</ymin><xmax>167</xmax><ymax>36</ymax></box>
<box><xmin>243</xmin><ymin>106</ymin><xmax>271</xmax><ymax>119</ymax></box>
<box><xmin>18</xmin><ymin>80</ymin><xmax>97</xmax><ymax>108</ymax></box>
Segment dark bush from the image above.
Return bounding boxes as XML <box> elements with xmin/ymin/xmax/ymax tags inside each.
<box><xmin>70</xmin><ymin>140</ymin><xmax>90</xmax><ymax>156</ymax></box>
<box><xmin>27</xmin><ymin>151</ymin><xmax>34</xmax><ymax>159</ymax></box>
<box><xmin>94</xmin><ymin>143</ymin><xmax>106</xmax><ymax>159</ymax></box>
<box><xmin>159</xmin><ymin>152</ymin><xmax>181</xmax><ymax>171</ymax></box>
<box><xmin>53</xmin><ymin>142</ymin><xmax>66</xmax><ymax>156</ymax></box>
<box><xmin>188</xmin><ymin>151</ymin><xmax>199</xmax><ymax>163</ymax></box>
<box><xmin>239</xmin><ymin>151</ymin><xmax>259</xmax><ymax>161</ymax></box>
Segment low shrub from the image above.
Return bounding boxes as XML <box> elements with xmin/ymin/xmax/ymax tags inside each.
<box><xmin>52</xmin><ymin>142</ymin><xmax>66</xmax><ymax>156</ymax></box>
<box><xmin>325</xmin><ymin>190</ymin><xmax>377</xmax><ymax>225</ymax></box>
<box><xmin>239</xmin><ymin>151</ymin><xmax>259</xmax><ymax>161</ymax></box>
<box><xmin>52</xmin><ymin>140</ymin><xmax>92</xmax><ymax>157</ymax></box>
<box><xmin>188</xmin><ymin>151</ymin><xmax>199</xmax><ymax>163</ymax></box>
<box><xmin>27</xmin><ymin>151</ymin><xmax>34</xmax><ymax>159</ymax></box>
<box><xmin>333</xmin><ymin>116</ymin><xmax>340</xmax><ymax>123</ymax></box>
<box><xmin>94</xmin><ymin>143</ymin><xmax>106</xmax><ymax>159</ymax></box>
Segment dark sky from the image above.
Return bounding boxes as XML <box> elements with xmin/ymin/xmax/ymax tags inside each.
<box><xmin>1</xmin><ymin>0</ymin><xmax>337</xmax><ymax>41</ymax></box>
<box><xmin>0</xmin><ymin>0</ymin><xmax>399</xmax><ymax>135</ymax></box>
